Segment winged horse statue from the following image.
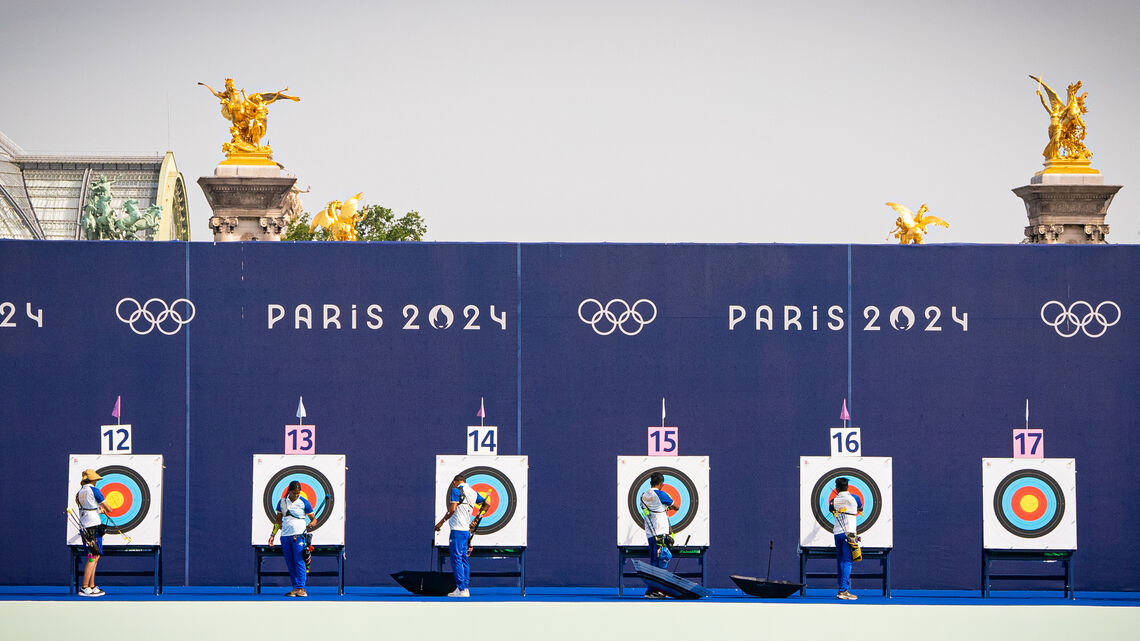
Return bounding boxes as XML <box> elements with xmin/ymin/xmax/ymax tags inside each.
<box><xmin>885</xmin><ymin>202</ymin><xmax>949</xmax><ymax>245</ymax></box>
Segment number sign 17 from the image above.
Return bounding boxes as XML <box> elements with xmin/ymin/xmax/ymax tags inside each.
<box><xmin>100</xmin><ymin>424</ymin><xmax>133</xmax><ymax>455</ymax></box>
<box><xmin>648</xmin><ymin>427</ymin><xmax>678</xmax><ymax>456</ymax></box>
<box><xmin>285</xmin><ymin>425</ymin><xmax>315</xmax><ymax>454</ymax></box>
<box><xmin>467</xmin><ymin>426</ymin><xmax>498</xmax><ymax>455</ymax></box>
<box><xmin>829</xmin><ymin>427</ymin><xmax>861</xmax><ymax>457</ymax></box>
<box><xmin>1012</xmin><ymin>428</ymin><xmax>1044</xmax><ymax>458</ymax></box>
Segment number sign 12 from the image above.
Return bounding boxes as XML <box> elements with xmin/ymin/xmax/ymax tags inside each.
<box><xmin>467</xmin><ymin>426</ymin><xmax>498</xmax><ymax>455</ymax></box>
<box><xmin>285</xmin><ymin>425</ymin><xmax>316</xmax><ymax>454</ymax></box>
<box><xmin>100</xmin><ymin>424</ymin><xmax>133</xmax><ymax>455</ymax></box>
<box><xmin>1012</xmin><ymin>428</ymin><xmax>1044</xmax><ymax>458</ymax></box>
<box><xmin>829</xmin><ymin>427</ymin><xmax>861</xmax><ymax>457</ymax></box>
<box><xmin>647</xmin><ymin>427</ymin><xmax>679</xmax><ymax>456</ymax></box>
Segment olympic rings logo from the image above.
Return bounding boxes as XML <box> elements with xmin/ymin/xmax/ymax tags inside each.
<box><xmin>577</xmin><ymin>298</ymin><xmax>658</xmax><ymax>336</ymax></box>
<box><xmin>1039</xmin><ymin>300</ymin><xmax>1120</xmax><ymax>338</ymax></box>
<box><xmin>116</xmin><ymin>297</ymin><xmax>197</xmax><ymax>335</ymax></box>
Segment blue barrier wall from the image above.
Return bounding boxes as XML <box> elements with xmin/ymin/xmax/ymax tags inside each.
<box><xmin>1</xmin><ymin>240</ymin><xmax>1137</xmax><ymax>589</ymax></box>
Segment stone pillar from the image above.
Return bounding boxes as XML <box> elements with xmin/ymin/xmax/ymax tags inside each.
<box><xmin>198</xmin><ymin>164</ymin><xmax>297</xmax><ymax>241</ymax></box>
<box><xmin>1013</xmin><ymin>172</ymin><xmax>1121</xmax><ymax>244</ymax></box>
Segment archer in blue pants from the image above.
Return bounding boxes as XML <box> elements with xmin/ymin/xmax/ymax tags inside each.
<box><xmin>281</xmin><ymin>534</ymin><xmax>307</xmax><ymax>591</ymax></box>
<box><xmin>835</xmin><ymin>533</ymin><xmax>853</xmax><ymax>591</ymax></box>
<box><xmin>450</xmin><ymin>530</ymin><xmax>472</xmax><ymax>590</ymax></box>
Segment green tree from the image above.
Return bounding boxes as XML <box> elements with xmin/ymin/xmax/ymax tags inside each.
<box><xmin>283</xmin><ymin>205</ymin><xmax>427</xmax><ymax>241</ymax></box>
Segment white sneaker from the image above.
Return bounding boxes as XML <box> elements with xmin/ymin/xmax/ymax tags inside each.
<box><xmin>447</xmin><ymin>588</ymin><xmax>470</xmax><ymax>597</ymax></box>
<box><xmin>79</xmin><ymin>587</ymin><xmax>103</xmax><ymax>597</ymax></box>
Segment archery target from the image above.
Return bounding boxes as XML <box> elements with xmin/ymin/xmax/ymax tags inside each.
<box><xmin>799</xmin><ymin>457</ymin><xmax>893</xmax><ymax>548</ymax></box>
<box><xmin>617</xmin><ymin>456</ymin><xmax>710</xmax><ymax>547</ymax></box>
<box><xmin>252</xmin><ymin>455</ymin><xmax>346</xmax><ymax>545</ymax></box>
<box><xmin>983</xmin><ymin>458</ymin><xmax>1076</xmax><ymax>550</ymax></box>
<box><xmin>434</xmin><ymin>455</ymin><xmax>528</xmax><ymax>547</ymax></box>
<box><xmin>67</xmin><ymin>455</ymin><xmax>163</xmax><ymax>546</ymax></box>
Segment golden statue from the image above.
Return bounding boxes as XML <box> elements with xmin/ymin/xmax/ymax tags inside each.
<box><xmin>198</xmin><ymin>78</ymin><xmax>299</xmax><ymax>164</ymax></box>
<box><xmin>310</xmin><ymin>192</ymin><xmax>365</xmax><ymax>241</ymax></box>
<box><xmin>885</xmin><ymin>202</ymin><xmax>949</xmax><ymax>244</ymax></box>
<box><xmin>1029</xmin><ymin>75</ymin><xmax>1096</xmax><ymax>174</ymax></box>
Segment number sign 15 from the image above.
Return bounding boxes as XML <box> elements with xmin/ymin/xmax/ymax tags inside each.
<box><xmin>1012</xmin><ymin>428</ymin><xmax>1044</xmax><ymax>458</ymax></box>
<box><xmin>647</xmin><ymin>427</ymin><xmax>678</xmax><ymax>456</ymax></box>
<box><xmin>467</xmin><ymin>426</ymin><xmax>498</xmax><ymax>455</ymax></box>
<box><xmin>285</xmin><ymin>425</ymin><xmax>316</xmax><ymax>454</ymax></box>
<box><xmin>829</xmin><ymin>427</ymin><xmax>861</xmax><ymax>457</ymax></box>
<box><xmin>100</xmin><ymin>424</ymin><xmax>133</xmax><ymax>455</ymax></box>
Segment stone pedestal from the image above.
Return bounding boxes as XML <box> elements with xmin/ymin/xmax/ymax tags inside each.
<box><xmin>1013</xmin><ymin>171</ymin><xmax>1121</xmax><ymax>244</ymax></box>
<box><xmin>199</xmin><ymin>164</ymin><xmax>297</xmax><ymax>241</ymax></box>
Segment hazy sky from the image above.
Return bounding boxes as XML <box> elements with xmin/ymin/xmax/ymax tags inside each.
<box><xmin>2</xmin><ymin>1</ymin><xmax>1137</xmax><ymax>243</ymax></box>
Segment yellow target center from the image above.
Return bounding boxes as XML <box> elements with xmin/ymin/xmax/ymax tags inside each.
<box><xmin>105</xmin><ymin>491</ymin><xmax>124</xmax><ymax>510</ymax></box>
<box><xmin>1019</xmin><ymin>494</ymin><xmax>1039</xmax><ymax>513</ymax></box>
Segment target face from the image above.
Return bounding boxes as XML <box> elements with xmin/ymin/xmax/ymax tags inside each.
<box><xmin>625</xmin><ymin>467</ymin><xmax>700</xmax><ymax>534</ymax></box>
<box><xmin>252</xmin><ymin>455</ymin><xmax>346</xmax><ymax>545</ymax></box>
<box><xmin>617</xmin><ymin>456</ymin><xmax>710</xmax><ymax>546</ymax></box>
<box><xmin>67</xmin><ymin>455</ymin><xmax>163</xmax><ymax>546</ymax></box>
<box><xmin>800</xmin><ymin>457</ymin><xmax>893</xmax><ymax>548</ymax></box>
<box><xmin>435</xmin><ymin>456</ymin><xmax>528</xmax><ymax>547</ymax></box>
<box><xmin>983</xmin><ymin>458</ymin><xmax>1076</xmax><ymax>549</ymax></box>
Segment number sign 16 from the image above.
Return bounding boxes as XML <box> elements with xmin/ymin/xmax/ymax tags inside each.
<box><xmin>467</xmin><ymin>426</ymin><xmax>498</xmax><ymax>455</ymax></box>
<box><xmin>829</xmin><ymin>427</ymin><xmax>861</xmax><ymax>457</ymax></box>
<box><xmin>648</xmin><ymin>427</ymin><xmax>678</xmax><ymax>456</ymax></box>
<box><xmin>100</xmin><ymin>424</ymin><xmax>133</xmax><ymax>455</ymax></box>
<box><xmin>285</xmin><ymin>425</ymin><xmax>316</xmax><ymax>454</ymax></box>
<box><xmin>1012</xmin><ymin>428</ymin><xmax>1044</xmax><ymax>458</ymax></box>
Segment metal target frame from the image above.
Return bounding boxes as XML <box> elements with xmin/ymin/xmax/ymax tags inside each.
<box><xmin>799</xmin><ymin>456</ymin><xmax>893</xmax><ymax>548</ymax></box>
<box><xmin>982</xmin><ymin>458</ymin><xmax>1077</xmax><ymax>550</ymax></box>
<box><xmin>616</xmin><ymin>456</ymin><xmax>710</xmax><ymax>547</ymax></box>
<box><xmin>67</xmin><ymin>454</ymin><xmax>164</xmax><ymax>546</ymax></box>
<box><xmin>251</xmin><ymin>454</ymin><xmax>346</xmax><ymax>546</ymax></box>
<box><xmin>434</xmin><ymin>455</ymin><xmax>529</xmax><ymax>547</ymax></box>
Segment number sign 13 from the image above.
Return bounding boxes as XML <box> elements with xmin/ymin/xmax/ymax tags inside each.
<box><xmin>1012</xmin><ymin>428</ymin><xmax>1044</xmax><ymax>458</ymax></box>
<box><xmin>100</xmin><ymin>424</ymin><xmax>133</xmax><ymax>455</ymax></box>
<box><xmin>285</xmin><ymin>425</ymin><xmax>316</xmax><ymax>454</ymax></box>
<box><xmin>467</xmin><ymin>426</ymin><xmax>498</xmax><ymax>455</ymax></box>
<box><xmin>647</xmin><ymin>427</ymin><xmax>678</xmax><ymax>456</ymax></box>
<box><xmin>829</xmin><ymin>427</ymin><xmax>861</xmax><ymax>457</ymax></box>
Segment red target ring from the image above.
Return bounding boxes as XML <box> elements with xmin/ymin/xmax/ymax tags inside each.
<box><xmin>1011</xmin><ymin>486</ymin><xmax>1048</xmax><ymax>521</ymax></box>
<box><xmin>100</xmin><ymin>482</ymin><xmax>133</xmax><ymax>518</ymax></box>
<box><xmin>470</xmin><ymin>483</ymin><xmax>500</xmax><ymax>518</ymax></box>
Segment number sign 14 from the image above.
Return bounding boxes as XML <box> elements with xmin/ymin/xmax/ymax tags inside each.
<box><xmin>647</xmin><ymin>427</ymin><xmax>678</xmax><ymax>456</ymax></box>
<box><xmin>100</xmin><ymin>424</ymin><xmax>133</xmax><ymax>455</ymax></box>
<box><xmin>285</xmin><ymin>425</ymin><xmax>316</xmax><ymax>454</ymax></box>
<box><xmin>829</xmin><ymin>427</ymin><xmax>861</xmax><ymax>457</ymax></box>
<box><xmin>1012</xmin><ymin>428</ymin><xmax>1044</xmax><ymax>458</ymax></box>
<box><xmin>467</xmin><ymin>426</ymin><xmax>498</xmax><ymax>455</ymax></box>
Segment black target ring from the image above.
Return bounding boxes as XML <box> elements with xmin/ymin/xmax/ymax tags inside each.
<box><xmin>993</xmin><ymin>469</ymin><xmax>1065</xmax><ymax>538</ymax></box>
<box><xmin>458</xmin><ymin>466</ymin><xmax>517</xmax><ymax>535</ymax></box>
<box><xmin>810</xmin><ymin>467</ymin><xmax>883</xmax><ymax>533</ymax></box>
<box><xmin>95</xmin><ymin>465</ymin><xmax>151</xmax><ymax>532</ymax></box>
<box><xmin>625</xmin><ymin>467</ymin><xmax>700</xmax><ymax>534</ymax></box>
<box><xmin>261</xmin><ymin>465</ymin><xmax>335</xmax><ymax>531</ymax></box>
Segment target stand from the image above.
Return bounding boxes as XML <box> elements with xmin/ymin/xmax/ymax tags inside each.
<box><xmin>67</xmin><ymin>455</ymin><xmax>164</xmax><ymax>594</ymax></box>
<box><xmin>434</xmin><ymin>456</ymin><xmax>529</xmax><ymax>594</ymax></box>
<box><xmin>616</xmin><ymin>456</ymin><xmax>710</xmax><ymax>595</ymax></box>
<box><xmin>981</xmin><ymin>458</ymin><xmax>1077</xmax><ymax>599</ymax></box>
<box><xmin>797</xmin><ymin>456</ymin><xmax>893</xmax><ymax>596</ymax></box>
<box><xmin>251</xmin><ymin>455</ymin><xmax>347</xmax><ymax>594</ymax></box>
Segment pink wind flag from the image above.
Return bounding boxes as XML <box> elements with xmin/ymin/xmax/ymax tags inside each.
<box><xmin>111</xmin><ymin>396</ymin><xmax>121</xmax><ymax>420</ymax></box>
<box><xmin>840</xmin><ymin>399</ymin><xmax>850</xmax><ymax>422</ymax></box>
<box><xmin>477</xmin><ymin>397</ymin><xmax>486</xmax><ymax>418</ymax></box>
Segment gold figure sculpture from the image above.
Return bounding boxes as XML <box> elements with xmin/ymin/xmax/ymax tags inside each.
<box><xmin>885</xmin><ymin>202</ymin><xmax>949</xmax><ymax>245</ymax></box>
<box><xmin>198</xmin><ymin>78</ymin><xmax>299</xmax><ymax>164</ymax></box>
<box><xmin>310</xmin><ymin>192</ymin><xmax>365</xmax><ymax>241</ymax></box>
<box><xmin>1029</xmin><ymin>75</ymin><xmax>1097</xmax><ymax>174</ymax></box>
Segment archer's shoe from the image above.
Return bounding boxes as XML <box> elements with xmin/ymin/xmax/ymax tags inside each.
<box><xmin>837</xmin><ymin>590</ymin><xmax>858</xmax><ymax>600</ymax></box>
<box><xmin>285</xmin><ymin>589</ymin><xmax>299</xmax><ymax>597</ymax></box>
<box><xmin>295</xmin><ymin>589</ymin><xmax>308</xmax><ymax>597</ymax></box>
<box><xmin>79</xmin><ymin>587</ymin><xmax>103</xmax><ymax>597</ymax></box>
<box><xmin>447</xmin><ymin>588</ymin><xmax>470</xmax><ymax>597</ymax></box>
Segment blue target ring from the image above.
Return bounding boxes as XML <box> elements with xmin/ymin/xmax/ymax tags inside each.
<box><xmin>459</xmin><ymin>467</ymin><xmax>517</xmax><ymax>534</ymax></box>
<box><xmin>994</xmin><ymin>469</ymin><xmax>1064</xmax><ymax>538</ymax></box>
<box><xmin>810</xmin><ymin>467</ymin><xmax>882</xmax><ymax>533</ymax></box>
<box><xmin>95</xmin><ymin>465</ymin><xmax>151</xmax><ymax>532</ymax></box>
<box><xmin>261</xmin><ymin>466</ymin><xmax>335</xmax><ymax>531</ymax></box>
<box><xmin>626</xmin><ymin>467</ymin><xmax>700</xmax><ymax>533</ymax></box>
